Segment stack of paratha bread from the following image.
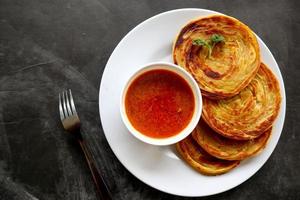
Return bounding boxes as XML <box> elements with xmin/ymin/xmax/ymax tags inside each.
<box><xmin>173</xmin><ymin>15</ymin><xmax>281</xmax><ymax>175</ymax></box>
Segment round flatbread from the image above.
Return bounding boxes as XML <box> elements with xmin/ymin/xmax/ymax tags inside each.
<box><xmin>176</xmin><ymin>135</ymin><xmax>240</xmax><ymax>175</ymax></box>
<box><xmin>192</xmin><ymin>120</ymin><xmax>272</xmax><ymax>160</ymax></box>
<box><xmin>173</xmin><ymin>15</ymin><xmax>260</xmax><ymax>99</ymax></box>
<box><xmin>202</xmin><ymin>63</ymin><xmax>281</xmax><ymax>140</ymax></box>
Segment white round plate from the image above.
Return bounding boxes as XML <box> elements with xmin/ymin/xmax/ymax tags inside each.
<box><xmin>99</xmin><ymin>8</ymin><xmax>286</xmax><ymax>197</ymax></box>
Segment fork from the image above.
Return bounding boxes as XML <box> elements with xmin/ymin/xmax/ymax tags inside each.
<box><xmin>59</xmin><ymin>89</ymin><xmax>112</xmax><ymax>200</ymax></box>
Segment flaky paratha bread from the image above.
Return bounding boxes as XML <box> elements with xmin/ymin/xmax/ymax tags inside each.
<box><xmin>202</xmin><ymin>63</ymin><xmax>281</xmax><ymax>140</ymax></box>
<box><xmin>192</xmin><ymin>120</ymin><xmax>272</xmax><ymax>160</ymax></box>
<box><xmin>173</xmin><ymin>15</ymin><xmax>260</xmax><ymax>99</ymax></box>
<box><xmin>176</xmin><ymin>135</ymin><xmax>239</xmax><ymax>175</ymax></box>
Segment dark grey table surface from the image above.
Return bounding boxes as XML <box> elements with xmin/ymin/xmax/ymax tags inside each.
<box><xmin>0</xmin><ymin>0</ymin><xmax>299</xmax><ymax>199</ymax></box>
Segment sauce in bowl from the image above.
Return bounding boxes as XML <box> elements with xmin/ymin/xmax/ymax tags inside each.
<box><xmin>125</xmin><ymin>69</ymin><xmax>195</xmax><ymax>138</ymax></box>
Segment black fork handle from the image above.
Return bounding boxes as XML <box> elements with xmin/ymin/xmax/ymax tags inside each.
<box><xmin>78</xmin><ymin>139</ymin><xmax>112</xmax><ymax>200</ymax></box>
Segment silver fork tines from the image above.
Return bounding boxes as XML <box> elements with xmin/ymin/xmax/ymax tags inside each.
<box><xmin>59</xmin><ymin>89</ymin><xmax>80</xmax><ymax>130</ymax></box>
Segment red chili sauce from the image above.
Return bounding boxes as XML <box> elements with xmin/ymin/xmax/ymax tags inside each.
<box><xmin>125</xmin><ymin>69</ymin><xmax>195</xmax><ymax>138</ymax></box>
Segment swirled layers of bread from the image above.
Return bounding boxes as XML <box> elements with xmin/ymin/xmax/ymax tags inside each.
<box><xmin>192</xmin><ymin>120</ymin><xmax>272</xmax><ymax>160</ymax></box>
<box><xmin>202</xmin><ymin>63</ymin><xmax>281</xmax><ymax>140</ymax></box>
<box><xmin>173</xmin><ymin>15</ymin><xmax>260</xmax><ymax>99</ymax></box>
<box><xmin>176</xmin><ymin>135</ymin><xmax>239</xmax><ymax>175</ymax></box>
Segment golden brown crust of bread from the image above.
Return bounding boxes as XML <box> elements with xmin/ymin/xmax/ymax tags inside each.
<box><xmin>192</xmin><ymin>120</ymin><xmax>272</xmax><ymax>160</ymax></box>
<box><xmin>176</xmin><ymin>135</ymin><xmax>240</xmax><ymax>175</ymax></box>
<box><xmin>202</xmin><ymin>63</ymin><xmax>281</xmax><ymax>140</ymax></box>
<box><xmin>173</xmin><ymin>15</ymin><xmax>260</xmax><ymax>99</ymax></box>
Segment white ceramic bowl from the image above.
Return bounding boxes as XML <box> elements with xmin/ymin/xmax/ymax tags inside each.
<box><xmin>120</xmin><ymin>62</ymin><xmax>202</xmax><ymax>145</ymax></box>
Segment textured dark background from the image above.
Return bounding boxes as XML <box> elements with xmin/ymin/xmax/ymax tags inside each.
<box><xmin>0</xmin><ymin>0</ymin><xmax>299</xmax><ymax>199</ymax></box>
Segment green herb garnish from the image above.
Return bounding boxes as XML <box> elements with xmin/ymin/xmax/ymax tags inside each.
<box><xmin>192</xmin><ymin>34</ymin><xmax>225</xmax><ymax>58</ymax></box>
<box><xmin>192</xmin><ymin>38</ymin><xmax>209</xmax><ymax>46</ymax></box>
<box><xmin>211</xmin><ymin>34</ymin><xmax>225</xmax><ymax>43</ymax></box>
